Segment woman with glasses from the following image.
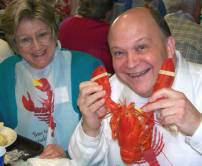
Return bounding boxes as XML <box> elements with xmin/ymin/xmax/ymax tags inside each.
<box><xmin>0</xmin><ymin>0</ymin><xmax>102</xmax><ymax>159</ymax></box>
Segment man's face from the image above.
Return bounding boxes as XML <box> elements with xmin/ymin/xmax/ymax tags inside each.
<box><xmin>109</xmin><ymin>8</ymin><xmax>174</xmax><ymax>97</ymax></box>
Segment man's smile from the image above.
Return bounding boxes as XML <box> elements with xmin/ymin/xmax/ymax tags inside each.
<box><xmin>127</xmin><ymin>67</ymin><xmax>151</xmax><ymax>79</ymax></box>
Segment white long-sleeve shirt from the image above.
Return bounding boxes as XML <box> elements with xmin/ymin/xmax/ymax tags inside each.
<box><xmin>69</xmin><ymin>51</ymin><xmax>202</xmax><ymax>166</ymax></box>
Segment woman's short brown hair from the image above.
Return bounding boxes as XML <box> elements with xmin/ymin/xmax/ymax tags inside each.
<box><xmin>0</xmin><ymin>0</ymin><xmax>57</xmax><ymax>52</ymax></box>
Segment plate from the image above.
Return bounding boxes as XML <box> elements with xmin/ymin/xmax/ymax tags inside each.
<box><xmin>5</xmin><ymin>135</ymin><xmax>44</xmax><ymax>165</ymax></box>
<box><xmin>0</xmin><ymin>127</ymin><xmax>17</xmax><ymax>148</ymax></box>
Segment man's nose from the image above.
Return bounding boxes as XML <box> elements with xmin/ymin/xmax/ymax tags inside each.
<box><xmin>127</xmin><ymin>53</ymin><xmax>139</xmax><ymax>68</ymax></box>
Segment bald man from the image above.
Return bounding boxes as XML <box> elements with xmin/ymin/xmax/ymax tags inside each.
<box><xmin>69</xmin><ymin>7</ymin><xmax>202</xmax><ymax>166</ymax></box>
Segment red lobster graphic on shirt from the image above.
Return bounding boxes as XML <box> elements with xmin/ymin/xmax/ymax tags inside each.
<box><xmin>22</xmin><ymin>78</ymin><xmax>56</xmax><ymax>137</ymax></box>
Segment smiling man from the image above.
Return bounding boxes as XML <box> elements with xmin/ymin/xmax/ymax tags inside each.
<box><xmin>108</xmin><ymin>6</ymin><xmax>172</xmax><ymax>97</ymax></box>
<box><xmin>68</xmin><ymin>7</ymin><xmax>202</xmax><ymax>166</ymax></box>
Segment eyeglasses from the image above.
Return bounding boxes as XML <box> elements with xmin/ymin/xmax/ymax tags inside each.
<box><xmin>15</xmin><ymin>30</ymin><xmax>52</xmax><ymax>49</ymax></box>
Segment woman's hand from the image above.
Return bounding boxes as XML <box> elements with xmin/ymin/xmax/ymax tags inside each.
<box><xmin>77</xmin><ymin>81</ymin><xmax>107</xmax><ymax>137</ymax></box>
<box><xmin>143</xmin><ymin>88</ymin><xmax>202</xmax><ymax>136</ymax></box>
<box><xmin>39</xmin><ymin>144</ymin><xmax>66</xmax><ymax>159</ymax></box>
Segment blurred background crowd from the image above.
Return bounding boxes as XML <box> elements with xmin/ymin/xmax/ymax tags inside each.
<box><xmin>0</xmin><ymin>0</ymin><xmax>202</xmax><ymax>65</ymax></box>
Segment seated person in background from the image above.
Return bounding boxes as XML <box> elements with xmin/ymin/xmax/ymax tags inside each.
<box><xmin>0</xmin><ymin>38</ymin><xmax>13</xmax><ymax>62</ymax></box>
<box><xmin>58</xmin><ymin>0</ymin><xmax>114</xmax><ymax>74</ymax></box>
<box><xmin>163</xmin><ymin>0</ymin><xmax>202</xmax><ymax>64</ymax></box>
<box><xmin>69</xmin><ymin>7</ymin><xmax>202</xmax><ymax>165</ymax></box>
<box><xmin>0</xmin><ymin>0</ymin><xmax>102</xmax><ymax>159</ymax></box>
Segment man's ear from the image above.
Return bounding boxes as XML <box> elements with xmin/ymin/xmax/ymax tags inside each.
<box><xmin>166</xmin><ymin>36</ymin><xmax>176</xmax><ymax>58</ymax></box>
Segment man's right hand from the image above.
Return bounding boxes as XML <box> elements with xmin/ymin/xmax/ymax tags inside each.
<box><xmin>77</xmin><ymin>81</ymin><xmax>107</xmax><ymax>137</ymax></box>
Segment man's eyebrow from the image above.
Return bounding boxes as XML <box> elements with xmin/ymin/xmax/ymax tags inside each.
<box><xmin>135</xmin><ymin>37</ymin><xmax>152</xmax><ymax>43</ymax></box>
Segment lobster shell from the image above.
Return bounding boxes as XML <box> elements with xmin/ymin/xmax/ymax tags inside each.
<box><xmin>91</xmin><ymin>58</ymin><xmax>175</xmax><ymax>165</ymax></box>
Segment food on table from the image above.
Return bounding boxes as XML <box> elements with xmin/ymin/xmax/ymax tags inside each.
<box><xmin>0</xmin><ymin>133</ymin><xmax>8</xmax><ymax>146</ymax></box>
<box><xmin>0</xmin><ymin>122</ymin><xmax>17</xmax><ymax>147</ymax></box>
<box><xmin>4</xmin><ymin>149</ymin><xmax>29</xmax><ymax>164</ymax></box>
<box><xmin>0</xmin><ymin>122</ymin><xmax>8</xmax><ymax>146</ymax></box>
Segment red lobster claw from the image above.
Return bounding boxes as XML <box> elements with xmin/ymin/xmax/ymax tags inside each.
<box><xmin>22</xmin><ymin>92</ymin><xmax>35</xmax><ymax>112</ymax></box>
<box><xmin>91</xmin><ymin>66</ymin><xmax>111</xmax><ymax>100</ymax></box>
<box><xmin>91</xmin><ymin>66</ymin><xmax>120</xmax><ymax>113</ymax></box>
<box><xmin>153</xmin><ymin>58</ymin><xmax>175</xmax><ymax>92</ymax></box>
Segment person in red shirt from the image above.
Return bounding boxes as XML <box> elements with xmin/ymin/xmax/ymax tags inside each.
<box><xmin>58</xmin><ymin>0</ymin><xmax>114</xmax><ymax>74</ymax></box>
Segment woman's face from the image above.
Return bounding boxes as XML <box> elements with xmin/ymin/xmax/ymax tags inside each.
<box><xmin>15</xmin><ymin>18</ymin><xmax>56</xmax><ymax>69</ymax></box>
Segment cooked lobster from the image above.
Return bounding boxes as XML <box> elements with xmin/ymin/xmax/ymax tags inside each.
<box><xmin>91</xmin><ymin>58</ymin><xmax>175</xmax><ymax>165</ymax></box>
